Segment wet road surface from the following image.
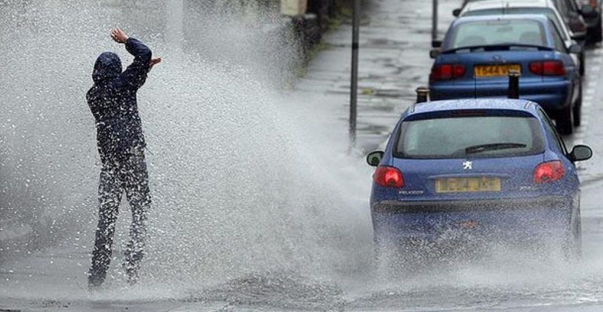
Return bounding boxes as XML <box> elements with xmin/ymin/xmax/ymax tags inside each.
<box><xmin>4</xmin><ymin>0</ymin><xmax>603</xmax><ymax>311</ymax></box>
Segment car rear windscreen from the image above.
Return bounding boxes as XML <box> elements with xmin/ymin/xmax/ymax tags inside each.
<box><xmin>395</xmin><ymin>116</ymin><xmax>545</xmax><ymax>159</ymax></box>
<box><xmin>463</xmin><ymin>8</ymin><xmax>567</xmax><ymax>41</ymax></box>
<box><xmin>450</xmin><ymin>19</ymin><xmax>546</xmax><ymax>49</ymax></box>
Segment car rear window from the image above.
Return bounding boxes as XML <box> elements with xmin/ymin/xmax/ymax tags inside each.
<box><xmin>463</xmin><ymin>8</ymin><xmax>568</xmax><ymax>41</ymax></box>
<box><xmin>450</xmin><ymin>19</ymin><xmax>546</xmax><ymax>49</ymax></box>
<box><xmin>395</xmin><ymin>116</ymin><xmax>545</xmax><ymax>159</ymax></box>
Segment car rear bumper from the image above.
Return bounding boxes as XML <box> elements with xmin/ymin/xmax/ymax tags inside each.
<box><xmin>372</xmin><ymin>196</ymin><xmax>574</xmax><ymax>242</ymax></box>
<box><xmin>430</xmin><ymin>80</ymin><xmax>572</xmax><ymax>111</ymax></box>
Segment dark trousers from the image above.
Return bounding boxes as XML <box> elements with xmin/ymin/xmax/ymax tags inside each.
<box><xmin>89</xmin><ymin>149</ymin><xmax>151</xmax><ymax>284</ymax></box>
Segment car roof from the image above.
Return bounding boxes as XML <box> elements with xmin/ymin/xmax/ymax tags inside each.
<box><xmin>464</xmin><ymin>0</ymin><xmax>555</xmax><ymax>11</ymax></box>
<box><xmin>410</xmin><ymin>99</ymin><xmax>539</xmax><ymax>116</ymax></box>
<box><xmin>453</xmin><ymin>14</ymin><xmax>551</xmax><ymax>25</ymax></box>
<box><xmin>459</xmin><ymin>0</ymin><xmax>571</xmax><ymax>40</ymax></box>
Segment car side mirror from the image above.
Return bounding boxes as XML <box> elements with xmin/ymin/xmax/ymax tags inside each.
<box><xmin>367</xmin><ymin>151</ymin><xmax>384</xmax><ymax>167</ymax></box>
<box><xmin>569</xmin><ymin>43</ymin><xmax>583</xmax><ymax>54</ymax></box>
<box><xmin>453</xmin><ymin>8</ymin><xmax>461</xmax><ymax>17</ymax></box>
<box><xmin>432</xmin><ymin>40</ymin><xmax>443</xmax><ymax>48</ymax></box>
<box><xmin>569</xmin><ymin>145</ymin><xmax>593</xmax><ymax>162</ymax></box>
<box><xmin>430</xmin><ymin>49</ymin><xmax>441</xmax><ymax>59</ymax></box>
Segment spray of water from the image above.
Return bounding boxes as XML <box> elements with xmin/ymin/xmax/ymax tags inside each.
<box><xmin>4</xmin><ymin>1</ymin><xmax>603</xmax><ymax>310</ymax></box>
<box><xmin>0</xmin><ymin>0</ymin><xmax>374</xmax><ymax>301</ymax></box>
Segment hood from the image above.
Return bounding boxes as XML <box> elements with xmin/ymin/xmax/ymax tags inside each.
<box><xmin>92</xmin><ymin>52</ymin><xmax>122</xmax><ymax>84</ymax></box>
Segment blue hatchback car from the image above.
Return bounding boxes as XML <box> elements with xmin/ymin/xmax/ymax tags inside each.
<box><xmin>367</xmin><ymin>99</ymin><xmax>592</xmax><ymax>260</ymax></box>
<box><xmin>429</xmin><ymin>15</ymin><xmax>583</xmax><ymax>135</ymax></box>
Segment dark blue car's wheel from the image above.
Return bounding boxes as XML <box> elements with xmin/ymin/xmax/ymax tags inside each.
<box><xmin>592</xmin><ymin>17</ymin><xmax>603</xmax><ymax>43</ymax></box>
<box><xmin>374</xmin><ymin>238</ymin><xmax>418</xmax><ymax>277</ymax></box>
<box><xmin>580</xmin><ymin>52</ymin><xmax>585</xmax><ymax>76</ymax></box>
<box><xmin>574</xmin><ymin>82</ymin><xmax>583</xmax><ymax>127</ymax></box>
<box><xmin>562</xmin><ymin>215</ymin><xmax>583</xmax><ymax>263</ymax></box>
<box><xmin>557</xmin><ymin>105</ymin><xmax>574</xmax><ymax>135</ymax></box>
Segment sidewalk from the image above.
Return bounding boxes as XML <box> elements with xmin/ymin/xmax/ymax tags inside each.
<box><xmin>293</xmin><ymin>0</ymin><xmax>458</xmax><ymax>153</ymax></box>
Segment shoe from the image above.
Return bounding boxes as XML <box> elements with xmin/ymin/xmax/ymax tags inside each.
<box><xmin>88</xmin><ymin>271</ymin><xmax>106</xmax><ymax>289</ymax></box>
<box><xmin>123</xmin><ymin>262</ymin><xmax>140</xmax><ymax>285</ymax></box>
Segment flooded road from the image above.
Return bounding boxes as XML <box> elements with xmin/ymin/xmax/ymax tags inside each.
<box><xmin>3</xmin><ymin>0</ymin><xmax>603</xmax><ymax>311</ymax></box>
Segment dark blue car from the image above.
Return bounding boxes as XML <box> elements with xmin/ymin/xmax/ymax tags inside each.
<box><xmin>367</xmin><ymin>99</ymin><xmax>592</xmax><ymax>262</ymax></box>
<box><xmin>429</xmin><ymin>15</ymin><xmax>583</xmax><ymax>134</ymax></box>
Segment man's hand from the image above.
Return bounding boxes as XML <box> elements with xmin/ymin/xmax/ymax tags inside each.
<box><xmin>111</xmin><ymin>28</ymin><xmax>129</xmax><ymax>44</ymax></box>
<box><xmin>150</xmin><ymin>58</ymin><xmax>162</xmax><ymax>69</ymax></box>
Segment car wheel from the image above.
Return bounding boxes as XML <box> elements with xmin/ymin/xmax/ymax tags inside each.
<box><xmin>580</xmin><ymin>52</ymin><xmax>585</xmax><ymax>76</ymax></box>
<box><xmin>374</xmin><ymin>238</ymin><xmax>397</xmax><ymax>277</ymax></box>
<box><xmin>556</xmin><ymin>105</ymin><xmax>574</xmax><ymax>135</ymax></box>
<box><xmin>592</xmin><ymin>16</ymin><xmax>603</xmax><ymax>43</ymax></box>
<box><xmin>574</xmin><ymin>81</ymin><xmax>583</xmax><ymax>127</ymax></box>
<box><xmin>374</xmin><ymin>238</ymin><xmax>416</xmax><ymax>278</ymax></box>
<box><xmin>563</xmin><ymin>228</ymin><xmax>582</xmax><ymax>263</ymax></box>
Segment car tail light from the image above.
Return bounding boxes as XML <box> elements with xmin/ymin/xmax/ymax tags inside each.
<box><xmin>374</xmin><ymin>166</ymin><xmax>404</xmax><ymax>188</ymax></box>
<box><xmin>529</xmin><ymin>61</ymin><xmax>566</xmax><ymax>76</ymax></box>
<box><xmin>534</xmin><ymin>161</ymin><xmax>565</xmax><ymax>184</ymax></box>
<box><xmin>430</xmin><ymin>64</ymin><xmax>466</xmax><ymax>81</ymax></box>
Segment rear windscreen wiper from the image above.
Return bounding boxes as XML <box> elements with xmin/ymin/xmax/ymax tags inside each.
<box><xmin>465</xmin><ymin>143</ymin><xmax>527</xmax><ymax>155</ymax></box>
<box><xmin>444</xmin><ymin>43</ymin><xmax>553</xmax><ymax>54</ymax></box>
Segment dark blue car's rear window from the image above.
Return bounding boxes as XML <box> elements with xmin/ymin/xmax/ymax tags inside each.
<box><xmin>395</xmin><ymin>116</ymin><xmax>545</xmax><ymax>159</ymax></box>
<box><xmin>449</xmin><ymin>19</ymin><xmax>546</xmax><ymax>49</ymax></box>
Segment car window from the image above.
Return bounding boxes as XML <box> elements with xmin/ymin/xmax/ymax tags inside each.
<box><xmin>566</xmin><ymin>0</ymin><xmax>580</xmax><ymax>13</ymax></box>
<box><xmin>552</xmin><ymin>0</ymin><xmax>570</xmax><ymax>17</ymax></box>
<box><xmin>462</xmin><ymin>8</ymin><xmax>569</xmax><ymax>41</ymax></box>
<box><xmin>549</xmin><ymin>20</ymin><xmax>567</xmax><ymax>51</ymax></box>
<box><xmin>450</xmin><ymin>20</ymin><xmax>546</xmax><ymax>49</ymax></box>
<box><xmin>537</xmin><ymin>109</ymin><xmax>568</xmax><ymax>154</ymax></box>
<box><xmin>395</xmin><ymin>116</ymin><xmax>546</xmax><ymax>159</ymax></box>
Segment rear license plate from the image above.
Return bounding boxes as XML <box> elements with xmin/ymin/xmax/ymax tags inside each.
<box><xmin>435</xmin><ymin>177</ymin><xmax>501</xmax><ymax>193</ymax></box>
<box><xmin>474</xmin><ymin>64</ymin><xmax>521</xmax><ymax>78</ymax></box>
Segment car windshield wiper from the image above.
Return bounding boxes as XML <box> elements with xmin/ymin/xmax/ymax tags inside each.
<box><xmin>465</xmin><ymin>143</ymin><xmax>528</xmax><ymax>155</ymax></box>
<box><xmin>443</xmin><ymin>43</ymin><xmax>553</xmax><ymax>54</ymax></box>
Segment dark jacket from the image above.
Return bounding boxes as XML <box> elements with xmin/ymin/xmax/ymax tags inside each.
<box><xmin>87</xmin><ymin>38</ymin><xmax>152</xmax><ymax>163</ymax></box>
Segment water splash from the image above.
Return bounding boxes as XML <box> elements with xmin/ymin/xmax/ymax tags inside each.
<box><xmin>0</xmin><ymin>0</ymin><xmax>374</xmax><ymax>299</ymax></box>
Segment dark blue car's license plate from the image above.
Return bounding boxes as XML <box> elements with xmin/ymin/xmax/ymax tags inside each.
<box><xmin>436</xmin><ymin>177</ymin><xmax>501</xmax><ymax>193</ymax></box>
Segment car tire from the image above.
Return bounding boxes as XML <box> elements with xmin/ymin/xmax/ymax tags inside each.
<box><xmin>592</xmin><ymin>16</ymin><xmax>603</xmax><ymax>43</ymax></box>
<box><xmin>574</xmin><ymin>81</ymin><xmax>583</xmax><ymax>127</ymax></box>
<box><xmin>580</xmin><ymin>52</ymin><xmax>585</xmax><ymax>76</ymax></box>
<box><xmin>556</xmin><ymin>105</ymin><xmax>574</xmax><ymax>135</ymax></box>
<box><xmin>374</xmin><ymin>238</ymin><xmax>416</xmax><ymax>278</ymax></box>
<box><xmin>374</xmin><ymin>239</ymin><xmax>395</xmax><ymax>276</ymax></box>
<box><xmin>563</xmin><ymin>229</ymin><xmax>582</xmax><ymax>263</ymax></box>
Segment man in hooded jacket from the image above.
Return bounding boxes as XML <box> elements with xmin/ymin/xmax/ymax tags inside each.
<box><xmin>87</xmin><ymin>28</ymin><xmax>160</xmax><ymax>288</ymax></box>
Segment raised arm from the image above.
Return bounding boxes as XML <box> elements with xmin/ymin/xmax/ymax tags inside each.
<box><xmin>110</xmin><ymin>28</ymin><xmax>156</xmax><ymax>91</ymax></box>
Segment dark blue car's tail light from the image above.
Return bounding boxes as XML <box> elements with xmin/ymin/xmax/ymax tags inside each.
<box><xmin>375</xmin><ymin>166</ymin><xmax>404</xmax><ymax>188</ymax></box>
<box><xmin>529</xmin><ymin>61</ymin><xmax>566</xmax><ymax>76</ymax></box>
<box><xmin>534</xmin><ymin>161</ymin><xmax>565</xmax><ymax>184</ymax></box>
<box><xmin>430</xmin><ymin>64</ymin><xmax>466</xmax><ymax>81</ymax></box>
